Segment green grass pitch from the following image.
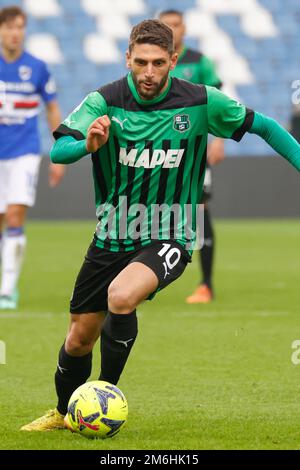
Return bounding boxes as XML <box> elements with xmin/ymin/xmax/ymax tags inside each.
<box><xmin>0</xmin><ymin>219</ymin><xmax>300</xmax><ymax>450</ymax></box>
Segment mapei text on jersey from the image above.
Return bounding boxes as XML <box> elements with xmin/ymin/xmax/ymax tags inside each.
<box><xmin>119</xmin><ymin>147</ymin><xmax>185</xmax><ymax>169</ymax></box>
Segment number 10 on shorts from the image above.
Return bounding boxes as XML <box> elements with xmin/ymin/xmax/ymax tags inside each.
<box><xmin>158</xmin><ymin>243</ymin><xmax>181</xmax><ymax>278</ymax></box>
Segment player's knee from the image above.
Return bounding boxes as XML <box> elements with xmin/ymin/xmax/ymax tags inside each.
<box><xmin>5</xmin><ymin>206</ymin><xmax>26</xmax><ymax>227</ymax></box>
<box><xmin>65</xmin><ymin>331</ymin><xmax>94</xmax><ymax>355</ymax></box>
<box><xmin>107</xmin><ymin>284</ymin><xmax>136</xmax><ymax>313</ymax></box>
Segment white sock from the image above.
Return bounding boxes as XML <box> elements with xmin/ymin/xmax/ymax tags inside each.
<box><xmin>0</xmin><ymin>229</ymin><xmax>26</xmax><ymax>297</ymax></box>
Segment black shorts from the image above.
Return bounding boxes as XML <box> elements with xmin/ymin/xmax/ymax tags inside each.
<box><xmin>70</xmin><ymin>238</ymin><xmax>191</xmax><ymax>313</ymax></box>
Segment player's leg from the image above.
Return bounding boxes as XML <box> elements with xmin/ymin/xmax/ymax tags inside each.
<box><xmin>0</xmin><ymin>204</ymin><xmax>27</xmax><ymax>307</ymax></box>
<box><xmin>22</xmin><ymin>241</ymin><xmax>188</xmax><ymax>430</ymax></box>
<box><xmin>0</xmin><ymin>214</ymin><xmax>4</xmax><ymax>262</ymax></box>
<box><xmin>99</xmin><ymin>261</ymin><xmax>158</xmax><ymax>385</ymax></box>
<box><xmin>21</xmin><ymin>238</ymin><xmax>122</xmax><ymax>430</ymax></box>
<box><xmin>100</xmin><ymin>241</ymin><xmax>189</xmax><ymax>385</ymax></box>
<box><xmin>0</xmin><ymin>159</ymin><xmax>8</xmax><ymax>268</ymax></box>
<box><xmin>21</xmin><ymin>312</ymin><xmax>106</xmax><ymax>431</ymax></box>
<box><xmin>55</xmin><ymin>312</ymin><xmax>105</xmax><ymax>414</ymax></box>
<box><xmin>186</xmin><ymin>204</ymin><xmax>215</xmax><ymax>303</ymax></box>
<box><xmin>186</xmin><ymin>164</ymin><xmax>215</xmax><ymax>304</ymax></box>
<box><xmin>0</xmin><ymin>155</ymin><xmax>41</xmax><ymax>309</ymax></box>
<box><xmin>199</xmin><ymin>204</ymin><xmax>214</xmax><ymax>293</ymax></box>
<box><xmin>53</xmin><ymin>240</ymin><xmax>126</xmax><ymax>420</ymax></box>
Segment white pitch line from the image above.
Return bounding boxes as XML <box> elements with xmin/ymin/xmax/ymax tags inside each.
<box><xmin>0</xmin><ymin>312</ymin><xmax>66</xmax><ymax>319</ymax></box>
<box><xmin>172</xmin><ymin>311</ymin><xmax>290</xmax><ymax>318</ymax></box>
<box><xmin>254</xmin><ymin>311</ymin><xmax>290</xmax><ymax>317</ymax></box>
<box><xmin>0</xmin><ymin>311</ymin><xmax>291</xmax><ymax>319</ymax></box>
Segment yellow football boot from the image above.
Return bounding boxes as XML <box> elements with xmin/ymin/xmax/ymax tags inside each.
<box><xmin>20</xmin><ymin>409</ymin><xmax>65</xmax><ymax>431</ymax></box>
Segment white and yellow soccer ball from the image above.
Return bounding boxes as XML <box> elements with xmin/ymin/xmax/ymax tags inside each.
<box><xmin>65</xmin><ymin>380</ymin><xmax>128</xmax><ymax>439</ymax></box>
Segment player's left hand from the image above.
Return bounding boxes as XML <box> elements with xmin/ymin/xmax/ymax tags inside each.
<box><xmin>86</xmin><ymin>115</ymin><xmax>111</xmax><ymax>153</ymax></box>
<box><xmin>48</xmin><ymin>162</ymin><xmax>66</xmax><ymax>187</ymax></box>
<box><xmin>207</xmin><ymin>138</ymin><xmax>225</xmax><ymax>165</ymax></box>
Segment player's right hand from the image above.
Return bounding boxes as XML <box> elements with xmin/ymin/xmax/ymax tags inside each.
<box><xmin>86</xmin><ymin>115</ymin><xmax>111</xmax><ymax>153</ymax></box>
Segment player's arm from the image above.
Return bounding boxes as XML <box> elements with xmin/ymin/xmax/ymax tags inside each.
<box><xmin>46</xmin><ymin>99</ymin><xmax>61</xmax><ymax>131</ymax></box>
<box><xmin>45</xmin><ymin>99</ymin><xmax>66</xmax><ymax>187</ymax></box>
<box><xmin>86</xmin><ymin>115</ymin><xmax>110</xmax><ymax>152</ymax></box>
<box><xmin>38</xmin><ymin>63</ymin><xmax>66</xmax><ymax>187</ymax></box>
<box><xmin>207</xmin><ymin>86</ymin><xmax>300</xmax><ymax>171</ymax></box>
<box><xmin>207</xmin><ymin>137</ymin><xmax>224</xmax><ymax>165</ymax></box>
<box><xmin>248</xmin><ymin>112</ymin><xmax>300</xmax><ymax>170</ymax></box>
<box><xmin>50</xmin><ymin>115</ymin><xmax>111</xmax><ymax>164</ymax></box>
<box><xmin>50</xmin><ymin>91</ymin><xmax>110</xmax><ymax>164</ymax></box>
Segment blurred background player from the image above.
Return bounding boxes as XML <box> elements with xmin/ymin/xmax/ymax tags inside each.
<box><xmin>290</xmin><ymin>104</ymin><xmax>300</xmax><ymax>143</ymax></box>
<box><xmin>0</xmin><ymin>6</ymin><xmax>65</xmax><ymax>310</ymax></box>
<box><xmin>159</xmin><ymin>9</ymin><xmax>224</xmax><ymax>304</ymax></box>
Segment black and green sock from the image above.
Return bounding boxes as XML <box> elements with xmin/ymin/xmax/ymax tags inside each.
<box><xmin>55</xmin><ymin>344</ymin><xmax>92</xmax><ymax>415</ymax></box>
<box><xmin>99</xmin><ymin>310</ymin><xmax>138</xmax><ymax>385</ymax></box>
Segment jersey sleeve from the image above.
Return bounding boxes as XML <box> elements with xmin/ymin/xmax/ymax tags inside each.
<box><xmin>199</xmin><ymin>55</ymin><xmax>222</xmax><ymax>89</ymax></box>
<box><xmin>38</xmin><ymin>62</ymin><xmax>57</xmax><ymax>103</ymax></box>
<box><xmin>53</xmin><ymin>91</ymin><xmax>108</xmax><ymax>141</ymax></box>
<box><xmin>206</xmin><ymin>86</ymin><xmax>254</xmax><ymax>141</ymax></box>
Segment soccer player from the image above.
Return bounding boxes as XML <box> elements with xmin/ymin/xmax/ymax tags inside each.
<box><xmin>21</xmin><ymin>19</ymin><xmax>300</xmax><ymax>431</ymax></box>
<box><xmin>290</xmin><ymin>104</ymin><xmax>300</xmax><ymax>143</ymax></box>
<box><xmin>159</xmin><ymin>9</ymin><xmax>224</xmax><ymax>303</ymax></box>
<box><xmin>0</xmin><ymin>6</ymin><xmax>65</xmax><ymax>310</ymax></box>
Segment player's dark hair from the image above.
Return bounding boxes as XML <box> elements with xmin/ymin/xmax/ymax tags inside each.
<box><xmin>0</xmin><ymin>6</ymin><xmax>27</xmax><ymax>26</ymax></box>
<box><xmin>129</xmin><ymin>19</ymin><xmax>174</xmax><ymax>55</ymax></box>
<box><xmin>158</xmin><ymin>10</ymin><xmax>183</xmax><ymax>19</ymax></box>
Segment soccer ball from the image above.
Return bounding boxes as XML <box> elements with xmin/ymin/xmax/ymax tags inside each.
<box><xmin>65</xmin><ymin>380</ymin><xmax>128</xmax><ymax>439</ymax></box>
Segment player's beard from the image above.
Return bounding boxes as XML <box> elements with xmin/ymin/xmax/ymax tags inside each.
<box><xmin>132</xmin><ymin>73</ymin><xmax>169</xmax><ymax>100</ymax></box>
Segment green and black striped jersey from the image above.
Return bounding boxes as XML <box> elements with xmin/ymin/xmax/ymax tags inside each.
<box><xmin>170</xmin><ymin>47</ymin><xmax>222</xmax><ymax>88</ymax></box>
<box><xmin>54</xmin><ymin>73</ymin><xmax>253</xmax><ymax>254</ymax></box>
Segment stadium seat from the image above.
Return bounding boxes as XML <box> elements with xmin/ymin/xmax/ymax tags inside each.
<box><xmin>185</xmin><ymin>10</ymin><xmax>218</xmax><ymax>37</ymax></box>
<box><xmin>83</xmin><ymin>34</ymin><xmax>122</xmax><ymax>63</ymax></box>
<box><xmin>1</xmin><ymin>0</ymin><xmax>22</xmax><ymax>6</ymax></box>
<box><xmin>199</xmin><ymin>0</ymin><xmax>256</xmax><ymax>15</ymax></box>
<box><xmin>24</xmin><ymin>0</ymin><xmax>62</xmax><ymax>18</ymax></box>
<box><xmin>26</xmin><ymin>34</ymin><xmax>64</xmax><ymax>64</ymax></box>
<box><xmin>97</xmin><ymin>15</ymin><xmax>132</xmax><ymax>39</ymax></box>
<box><xmin>81</xmin><ymin>0</ymin><xmax>146</xmax><ymax>16</ymax></box>
<box><xmin>217</xmin><ymin>56</ymin><xmax>254</xmax><ymax>86</ymax></box>
<box><xmin>241</xmin><ymin>7</ymin><xmax>278</xmax><ymax>37</ymax></box>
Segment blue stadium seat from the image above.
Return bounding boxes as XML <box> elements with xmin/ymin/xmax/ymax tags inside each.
<box><xmin>216</xmin><ymin>15</ymin><xmax>241</xmax><ymax>37</ymax></box>
<box><xmin>1</xmin><ymin>0</ymin><xmax>22</xmax><ymax>6</ymax></box>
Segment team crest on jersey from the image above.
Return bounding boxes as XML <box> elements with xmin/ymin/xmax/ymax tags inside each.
<box><xmin>19</xmin><ymin>65</ymin><xmax>32</xmax><ymax>81</ymax></box>
<box><xmin>173</xmin><ymin>114</ymin><xmax>190</xmax><ymax>132</ymax></box>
